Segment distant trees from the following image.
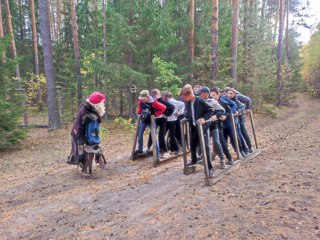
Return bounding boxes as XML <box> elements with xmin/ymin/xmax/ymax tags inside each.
<box><xmin>0</xmin><ymin>0</ymin><xmax>315</xmax><ymax>133</ymax></box>
<box><xmin>301</xmin><ymin>25</ymin><xmax>320</xmax><ymax>97</ymax></box>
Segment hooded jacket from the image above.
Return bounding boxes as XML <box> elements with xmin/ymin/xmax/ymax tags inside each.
<box><xmin>71</xmin><ymin>101</ymin><xmax>102</xmax><ymax>142</ymax></box>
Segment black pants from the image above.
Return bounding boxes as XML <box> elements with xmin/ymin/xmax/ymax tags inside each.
<box><xmin>190</xmin><ymin>125</ymin><xmax>212</xmax><ymax>170</ymax></box>
<box><xmin>148</xmin><ymin>117</ymin><xmax>168</xmax><ymax>152</ymax></box>
<box><xmin>218</xmin><ymin>127</ymin><xmax>232</xmax><ymax>161</ymax></box>
<box><xmin>239</xmin><ymin>115</ymin><xmax>252</xmax><ymax>150</ymax></box>
<box><xmin>167</xmin><ymin>121</ymin><xmax>179</xmax><ymax>152</ymax></box>
<box><xmin>175</xmin><ymin>115</ymin><xmax>184</xmax><ymax>145</ymax></box>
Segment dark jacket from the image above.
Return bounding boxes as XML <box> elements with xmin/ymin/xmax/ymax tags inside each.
<box><xmin>157</xmin><ymin>97</ymin><xmax>175</xmax><ymax>117</ymax></box>
<box><xmin>236</xmin><ymin>93</ymin><xmax>251</xmax><ymax>110</ymax></box>
<box><xmin>185</xmin><ymin>96</ymin><xmax>215</xmax><ymax>127</ymax></box>
<box><xmin>71</xmin><ymin>101</ymin><xmax>102</xmax><ymax>142</ymax></box>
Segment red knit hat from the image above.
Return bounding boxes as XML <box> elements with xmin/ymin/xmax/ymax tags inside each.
<box><xmin>88</xmin><ymin>91</ymin><xmax>106</xmax><ymax>104</ymax></box>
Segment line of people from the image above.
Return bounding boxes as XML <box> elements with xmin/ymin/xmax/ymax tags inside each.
<box><xmin>135</xmin><ymin>84</ymin><xmax>254</xmax><ymax>178</ymax></box>
<box><xmin>135</xmin><ymin>89</ymin><xmax>185</xmax><ymax>160</ymax></box>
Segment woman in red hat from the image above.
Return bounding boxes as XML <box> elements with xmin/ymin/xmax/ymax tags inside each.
<box><xmin>67</xmin><ymin>92</ymin><xmax>106</xmax><ymax>172</ymax></box>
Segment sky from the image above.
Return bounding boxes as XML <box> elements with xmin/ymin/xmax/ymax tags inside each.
<box><xmin>296</xmin><ymin>0</ymin><xmax>320</xmax><ymax>43</ymax></box>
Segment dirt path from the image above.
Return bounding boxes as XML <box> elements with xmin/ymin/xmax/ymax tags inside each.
<box><xmin>1</xmin><ymin>94</ymin><xmax>320</xmax><ymax>240</ymax></box>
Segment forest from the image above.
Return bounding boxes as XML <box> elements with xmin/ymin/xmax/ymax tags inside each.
<box><xmin>0</xmin><ymin>0</ymin><xmax>319</xmax><ymax>149</ymax></box>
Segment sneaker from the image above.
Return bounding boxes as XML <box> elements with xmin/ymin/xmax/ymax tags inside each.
<box><xmin>174</xmin><ymin>150</ymin><xmax>181</xmax><ymax>155</ymax></box>
<box><xmin>249</xmin><ymin>148</ymin><xmax>253</xmax><ymax>153</ymax></box>
<box><xmin>160</xmin><ymin>152</ymin><xmax>171</xmax><ymax>159</ymax></box>
<box><xmin>209</xmin><ymin>168</ymin><xmax>214</xmax><ymax>178</ymax></box>
<box><xmin>187</xmin><ymin>161</ymin><xmax>197</xmax><ymax>167</ymax></box>
<box><xmin>134</xmin><ymin>150</ymin><xmax>144</xmax><ymax>155</ymax></box>
<box><xmin>220</xmin><ymin>161</ymin><xmax>226</xmax><ymax>169</ymax></box>
<box><xmin>240</xmin><ymin>151</ymin><xmax>247</xmax><ymax>158</ymax></box>
<box><xmin>227</xmin><ymin>159</ymin><xmax>235</xmax><ymax>165</ymax></box>
<box><xmin>144</xmin><ymin>147</ymin><xmax>152</xmax><ymax>153</ymax></box>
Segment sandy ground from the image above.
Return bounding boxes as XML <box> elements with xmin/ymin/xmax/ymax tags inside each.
<box><xmin>0</xmin><ymin>94</ymin><xmax>319</xmax><ymax>240</ymax></box>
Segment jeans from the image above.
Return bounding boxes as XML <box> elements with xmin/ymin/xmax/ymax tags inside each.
<box><xmin>210</xmin><ymin>126</ymin><xmax>224</xmax><ymax>161</ymax></box>
<box><xmin>236</xmin><ymin>123</ymin><xmax>249</xmax><ymax>153</ymax></box>
<box><xmin>138</xmin><ymin>120</ymin><xmax>160</xmax><ymax>157</ymax></box>
<box><xmin>239</xmin><ymin>115</ymin><xmax>252</xmax><ymax>150</ymax></box>
<box><xmin>223</xmin><ymin>124</ymin><xmax>236</xmax><ymax>151</ymax></box>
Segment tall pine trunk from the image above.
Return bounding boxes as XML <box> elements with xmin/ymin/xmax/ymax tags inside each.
<box><xmin>231</xmin><ymin>0</ymin><xmax>239</xmax><ymax>88</ymax></box>
<box><xmin>4</xmin><ymin>0</ymin><xmax>20</xmax><ymax>78</ymax></box>
<box><xmin>70</xmin><ymin>0</ymin><xmax>83</xmax><ymax>106</ymax></box>
<box><xmin>211</xmin><ymin>0</ymin><xmax>218</xmax><ymax>87</ymax></box>
<box><xmin>273</xmin><ymin>0</ymin><xmax>280</xmax><ymax>44</ymax></box>
<box><xmin>56</xmin><ymin>0</ymin><xmax>61</xmax><ymax>40</ymax></box>
<box><xmin>242</xmin><ymin>0</ymin><xmax>249</xmax><ymax>84</ymax></box>
<box><xmin>275</xmin><ymin>0</ymin><xmax>284</xmax><ymax>107</ymax></box>
<box><xmin>189</xmin><ymin>0</ymin><xmax>194</xmax><ymax>85</ymax></box>
<box><xmin>30</xmin><ymin>0</ymin><xmax>40</xmax><ymax>77</ymax></box>
<box><xmin>0</xmin><ymin>0</ymin><xmax>6</xmax><ymax>62</ymax></box>
<box><xmin>93</xmin><ymin>0</ymin><xmax>101</xmax><ymax>89</ymax></box>
<box><xmin>102</xmin><ymin>0</ymin><xmax>108</xmax><ymax>119</ymax></box>
<box><xmin>38</xmin><ymin>0</ymin><xmax>61</xmax><ymax>129</ymax></box>
<box><xmin>285</xmin><ymin>0</ymin><xmax>290</xmax><ymax>61</ymax></box>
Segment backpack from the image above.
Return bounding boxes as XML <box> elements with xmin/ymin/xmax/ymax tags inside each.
<box><xmin>85</xmin><ymin>120</ymin><xmax>100</xmax><ymax>145</ymax></box>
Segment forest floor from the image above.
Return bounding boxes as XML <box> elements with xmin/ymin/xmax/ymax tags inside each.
<box><xmin>1</xmin><ymin>93</ymin><xmax>320</xmax><ymax>240</ymax></box>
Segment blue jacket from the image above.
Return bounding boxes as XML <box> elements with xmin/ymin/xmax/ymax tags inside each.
<box><xmin>218</xmin><ymin>96</ymin><xmax>236</xmax><ymax>128</ymax></box>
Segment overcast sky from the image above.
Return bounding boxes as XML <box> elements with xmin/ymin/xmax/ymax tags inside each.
<box><xmin>296</xmin><ymin>0</ymin><xmax>320</xmax><ymax>43</ymax></box>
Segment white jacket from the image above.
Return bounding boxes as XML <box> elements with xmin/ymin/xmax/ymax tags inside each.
<box><xmin>167</xmin><ymin>98</ymin><xmax>185</xmax><ymax>121</ymax></box>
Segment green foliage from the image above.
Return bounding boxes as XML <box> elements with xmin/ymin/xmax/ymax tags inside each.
<box><xmin>24</xmin><ymin>73</ymin><xmax>47</xmax><ymax>109</ymax></box>
<box><xmin>0</xmin><ymin>36</ymin><xmax>26</xmax><ymax>150</ymax></box>
<box><xmin>301</xmin><ymin>25</ymin><xmax>320</xmax><ymax>97</ymax></box>
<box><xmin>99</xmin><ymin>126</ymin><xmax>109</xmax><ymax>141</ymax></box>
<box><xmin>114</xmin><ymin>117</ymin><xmax>135</xmax><ymax>132</ymax></box>
<box><xmin>261</xmin><ymin>104</ymin><xmax>278</xmax><ymax>118</ymax></box>
<box><xmin>152</xmin><ymin>55</ymin><xmax>182</xmax><ymax>93</ymax></box>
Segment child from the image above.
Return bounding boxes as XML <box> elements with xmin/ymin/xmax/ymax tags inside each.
<box><xmin>67</xmin><ymin>91</ymin><xmax>106</xmax><ymax>171</ymax></box>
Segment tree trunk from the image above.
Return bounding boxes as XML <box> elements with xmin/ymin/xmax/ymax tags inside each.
<box><xmin>30</xmin><ymin>0</ymin><xmax>40</xmax><ymax>77</ymax></box>
<box><xmin>273</xmin><ymin>0</ymin><xmax>280</xmax><ymax>44</ymax></box>
<box><xmin>242</xmin><ymin>0</ymin><xmax>249</xmax><ymax>83</ymax></box>
<box><xmin>275</xmin><ymin>0</ymin><xmax>284</xmax><ymax>107</ymax></box>
<box><xmin>38</xmin><ymin>0</ymin><xmax>61</xmax><ymax>129</ymax></box>
<box><xmin>0</xmin><ymin>0</ymin><xmax>6</xmax><ymax>62</ymax></box>
<box><xmin>4</xmin><ymin>0</ymin><xmax>20</xmax><ymax>78</ymax></box>
<box><xmin>120</xmin><ymin>90</ymin><xmax>123</xmax><ymax>117</ymax></box>
<box><xmin>102</xmin><ymin>0</ymin><xmax>108</xmax><ymax>119</ymax></box>
<box><xmin>18</xmin><ymin>0</ymin><xmax>24</xmax><ymax>42</ymax></box>
<box><xmin>93</xmin><ymin>0</ymin><xmax>101</xmax><ymax>89</ymax></box>
<box><xmin>127</xmin><ymin>3</ymin><xmax>134</xmax><ymax>116</ymax></box>
<box><xmin>261</xmin><ymin>0</ymin><xmax>265</xmax><ymax>20</ymax></box>
<box><xmin>211</xmin><ymin>0</ymin><xmax>218</xmax><ymax>87</ymax></box>
<box><xmin>285</xmin><ymin>0</ymin><xmax>290</xmax><ymax>61</ymax></box>
<box><xmin>230</xmin><ymin>0</ymin><xmax>239</xmax><ymax>88</ymax></box>
<box><xmin>57</xmin><ymin>0</ymin><xmax>61</xmax><ymax>40</ymax></box>
<box><xmin>189</xmin><ymin>0</ymin><xmax>194</xmax><ymax>85</ymax></box>
<box><xmin>70</xmin><ymin>0</ymin><xmax>83</xmax><ymax>106</ymax></box>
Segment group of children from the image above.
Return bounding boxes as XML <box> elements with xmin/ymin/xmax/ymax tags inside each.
<box><xmin>135</xmin><ymin>84</ymin><xmax>253</xmax><ymax>178</ymax></box>
<box><xmin>68</xmin><ymin>84</ymin><xmax>253</xmax><ymax>178</ymax></box>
